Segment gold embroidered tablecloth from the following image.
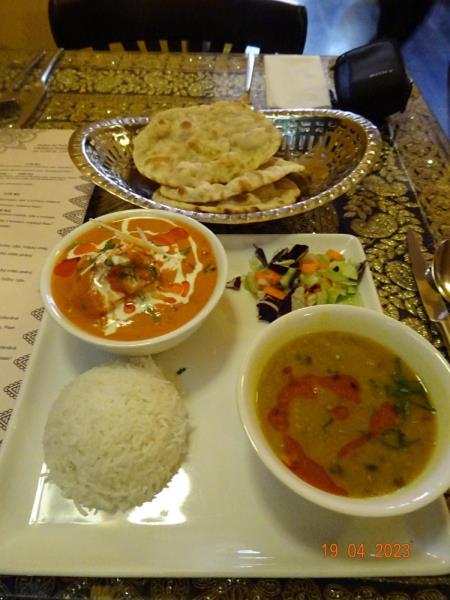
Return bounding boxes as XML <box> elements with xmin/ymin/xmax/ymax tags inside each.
<box><xmin>0</xmin><ymin>49</ymin><xmax>449</xmax><ymax>599</ymax></box>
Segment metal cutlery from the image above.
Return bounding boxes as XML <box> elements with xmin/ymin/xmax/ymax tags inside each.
<box><xmin>0</xmin><ymin>51</ymin><xmax>46</xmax><ymax>108</ymax></box>
<box><xmin>242</xmin><ymin>46</ymin><xmax>260</xmax><ymax>104</ymax></box>
<box><xmin>432</xmin><ymin>237</ymin><xmax>450</xmax><ymax>304</ymax></box>
<box><xmin>406</xmin><ymin>229</ymin><xmax>450</xmax><ymax>354</ymax></box>
<box><xmin>16</xmin><ymin>48</ymin><xmax>64</xmax><ymax>129</ymax></box>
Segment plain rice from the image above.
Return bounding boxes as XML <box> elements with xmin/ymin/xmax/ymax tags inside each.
<box><xmin>43</xmin><ymin>358</ymin><xmax>189</xmax><ymax>513</ymax></box>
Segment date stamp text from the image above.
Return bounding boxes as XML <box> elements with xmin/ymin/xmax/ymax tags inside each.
<box><xmin>321</xmin><ymin>543</ymin><xmax>411</xmax><ymax>559</ymax></box>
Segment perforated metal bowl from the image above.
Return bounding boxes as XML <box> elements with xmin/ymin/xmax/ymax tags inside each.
<box><xmin>68</xmin><ymin>108</ymin><xmax>381</xmax><ymax>224</ymax></box>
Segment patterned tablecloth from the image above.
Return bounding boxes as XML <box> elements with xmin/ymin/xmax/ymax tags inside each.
<box><xmin>0</xmin><ymin>49</ymin><xmax>449</xmax><ymax>599</ymax></box>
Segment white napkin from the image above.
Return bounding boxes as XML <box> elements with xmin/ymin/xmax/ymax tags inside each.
<box><xmin>264</xmin><ymin>55</ymin><xmax>331</xmax><ymax>109</ymax></box>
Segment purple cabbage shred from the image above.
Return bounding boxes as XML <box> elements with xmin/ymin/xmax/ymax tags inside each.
<box><xmin>270</xmin><ymin>244</ymin><xmax>308</xmax><ymax>265</ymax></box>
<box><xmin>253</xmin><ymin>244</ymin><xmax>268</xmax><ymax>267</ymax></box>
<box><xmin>257</xmin><ymin>299</ymin><xmax>279</xmax><ymax>322</ymax></box>
<box><xmin>226</xmin><ymin>276</ymin><xmax>241</xmax><ymax>290</ymax></box>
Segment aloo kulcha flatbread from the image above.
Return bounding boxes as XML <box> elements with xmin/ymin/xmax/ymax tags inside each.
<box><xmin>157</xmin><ymin>157</ymin><xmax>305</xmax><ymax>205</ymax></box>
<box><xmin>153</xmin><ymin>177</ymin><xmax>300</xmax><ymax>214</ymax></box>
<box><xmin>132</xmin><ymin>100</ymin><xmax>282</xmax><ymax>187</ymax></box>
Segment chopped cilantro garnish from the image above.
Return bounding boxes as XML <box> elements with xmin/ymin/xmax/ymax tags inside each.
<box><xmin>145</xmin><ymin>306</ymin><xmax>161</xmax><ymax>321</ymax></box>
<box><xmin>102</xmin><ymin>240</ymin><xmax>115</xmax><ymax>251</ymax></box>
<box><xmin>379</xmin><ymin>428</ymin><xmax>420</xmax><ymax>449</ymax></box>
<box><xmin>386</xmin><ymin>358</ymin><xmax>435</xmax><ymax>416</ymax></box>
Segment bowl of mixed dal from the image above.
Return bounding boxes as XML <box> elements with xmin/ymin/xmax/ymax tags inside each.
<box><xmin>237</xmin><ymin>304</ymin><xmax>450</xmax><ymax>517</ymax></box>
<box><xmin>40</xmin><ymin>208</ymin><xmax>228</xmax><ymax>355</ymax></box>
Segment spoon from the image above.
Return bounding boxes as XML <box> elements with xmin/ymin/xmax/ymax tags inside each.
<box><xmin>432</xmin><ymin>238</ymin><xmax>450</xmax><ymax>304</ymax></box>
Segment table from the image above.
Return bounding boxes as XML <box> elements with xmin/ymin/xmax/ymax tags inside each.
<box><xmin>0</xmin><ymin>49</ymin><xmax>449</xmax><ymax>599</ymax></box>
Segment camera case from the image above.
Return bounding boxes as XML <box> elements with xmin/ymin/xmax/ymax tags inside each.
<box><xmin>333</xmin><ymin>40</ymin><xmax>412</xmax><ymax>124</ymax></box>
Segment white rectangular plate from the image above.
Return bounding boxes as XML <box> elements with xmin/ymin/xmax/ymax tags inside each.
<box><xmin>0</xmin><ymin>234</ymin><xmax>449</xmax><ymax>577</ymax></box>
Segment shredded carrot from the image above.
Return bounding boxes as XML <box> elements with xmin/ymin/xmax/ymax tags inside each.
<box><xmin>255</xmin><ymin>269</ymin><xmax>282</xmax><ymax>284</ymax></box>
<box><xmin>300</xmin><ymin>260</ymin><xmax>320</xmax><ymax>274</ymax></box>
<box><xmin>326</xmin><ymin>248</ymin><xmax>344</xmax><ymax>261</ymax></box>
<box><xmin>263</xmin><ymin>285</ymin><xmax>288</xmax><ymax>300</ymax></box>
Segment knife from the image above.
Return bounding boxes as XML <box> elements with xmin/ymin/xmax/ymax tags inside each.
<box><xmin>406</xmin><ymin>229</ymin><xmax>450</xmax><ymax>355</ymax></box>
<box><xmin>242</xmin><ymin>46</ymin><xmax>260</xmax><ymax>104</ymax></box>
<box><xmin>16</xmin><ymin>48</ymin><xmax>64</xmax><ymax>128</ymax></box>
<box><xmin>9</xmin><ymin>51</ymin><xmax>46</xmax><ymax>93</ymax></box>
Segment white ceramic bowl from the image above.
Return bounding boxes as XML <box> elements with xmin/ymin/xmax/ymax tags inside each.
<box><xmin>40</xmin><ymin>208</ymin><xmax>228</xmax><ymax>355</ymax></box>
<box><xmin>237</xmin><ymin>304</ymin><xmax>450</xmax><ymax>517</ymax></box>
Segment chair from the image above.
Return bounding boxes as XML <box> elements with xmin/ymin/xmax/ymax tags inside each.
<box><xmin>48</xmin><ymin>0</ymin><xmax>308</xmax><ymax>54</ymax></box>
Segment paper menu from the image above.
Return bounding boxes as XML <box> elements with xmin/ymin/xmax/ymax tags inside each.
<box><xmin>0</xmin><ymin>129</ymin><xmax>93</xmax><ymax>443</ymax></box>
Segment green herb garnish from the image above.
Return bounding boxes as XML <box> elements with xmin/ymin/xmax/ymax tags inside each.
<box><xmin>144</xmin><ymin>306</ymin><xmax>161</xmax><ymax>322</ymax></box>
<box><xmin>102</xmin><ymin>240</ymin><xmax>116</xmax><ymax>251</ymax></box>
<box><xmin>379</xmin><ymin>428</ymin><xmax>420</xmax><ymax>449</ymax></box>
<box><xmin>385</xmin><ymin>358</ymin><xmax>435</xmax><ymax>416</ymax></box>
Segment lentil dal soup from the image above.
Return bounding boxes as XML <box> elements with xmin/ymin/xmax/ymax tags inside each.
<box><xmin>256</xmin><ymin>331</ymin><xmax>436</xmax><ymax>498</ymax></box>
<box><xmin>51</xmin><ymin>216</ymin><xmax>218</xmax><ymax>341</ymax></box>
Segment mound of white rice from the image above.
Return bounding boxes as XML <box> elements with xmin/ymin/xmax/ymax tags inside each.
<box><xmin>43</xmin><ymin>358</ymin><xmax>188</xmax><ymax>513</ymax></box>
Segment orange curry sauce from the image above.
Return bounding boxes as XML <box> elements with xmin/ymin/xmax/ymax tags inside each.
<box><xmin>51</xmin><ymin>216</ymin><xmax>218</xmax><ymax>341</ymax></box>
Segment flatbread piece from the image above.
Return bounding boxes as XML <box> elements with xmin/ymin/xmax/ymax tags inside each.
<box><xmin>132</xmin><ymin>100</ymin><xmax>282</xmax><ymax>187</ymax></box>
<box><xmin>158</xmin><ymin>157</ymin><xmax>305</xmax><ymax>205</ymax></box>
<box><xmin>153</xmin><ymin>177</ymin><xmax>300</xmax><ymax>214</ymax></box>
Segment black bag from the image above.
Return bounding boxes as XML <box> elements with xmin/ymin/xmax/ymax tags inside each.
<box><xmin>333</xmin><ymin>40</ymin><xmax>412</xmax><ymax>124</ymax></box>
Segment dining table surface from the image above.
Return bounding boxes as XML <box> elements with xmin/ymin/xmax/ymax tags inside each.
<box><xmin>0</xmin><ymin>48</ymin><xmax>449</xmax><ymax>600</ymax></box>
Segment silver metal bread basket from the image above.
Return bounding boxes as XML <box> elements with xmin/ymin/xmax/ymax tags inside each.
<box><xmin>68</xmin><ymin>108</ymin><xmax>382</xmax><ymax>224</ymax></box>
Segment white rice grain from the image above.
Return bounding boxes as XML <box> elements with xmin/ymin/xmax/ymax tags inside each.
<box><xmin>43</xmin><ymin>358</ymin><xmax>188</xmax><ymax>513</ymax></box>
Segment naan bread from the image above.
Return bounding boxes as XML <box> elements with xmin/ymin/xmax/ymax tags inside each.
<box><xmin>132</xmin><ymin>100</ymin><xmax>282</xmax><ymax>187</ymax></box>
<box><xmin>153</xmin><ymin>177</ymin><xmax>300</xmax><ymax>214</ymax></box>
<box><xmin>158</xmin><ymin>157</ymin><xmax>305</xmax><ymax>205</ymax></box>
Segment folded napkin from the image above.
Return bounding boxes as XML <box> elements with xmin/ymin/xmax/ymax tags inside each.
<box><xmin>264</xmin><ymin>55</ymin><xmax>331</xmax><ymax>109</ymax></box>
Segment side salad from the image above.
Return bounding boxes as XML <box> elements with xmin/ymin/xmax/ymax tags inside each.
<box><xmin>227</xmin><ymin>243</ymin><xmax>366</xmax><ymax>322</ymax></box>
